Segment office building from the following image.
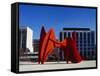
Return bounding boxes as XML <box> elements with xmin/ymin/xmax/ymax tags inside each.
<box><xmin>19</xmin><ymin>26</ymin><xmax>33</xmax><ymax>53</ymax></box>
<box><xmin>59</xmin><ymin>28</ymin><xmax>96</xmax><ymax>60</ymax></box>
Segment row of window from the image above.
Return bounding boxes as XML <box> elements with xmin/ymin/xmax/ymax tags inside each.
<box><xmin>60</xmin><ymin>50</ymin><xmax>96</xmax><ymax>60</ymax></box>
<box><xmin>77</xmin><ymin>48</ymin><xmax>95</xmax><ymax>50</ymax></box>
<box><xmin>60</xmin><ymin>32</ymin><xmax>95</xmax><ymax>46</ymax></box>
<box><xmin>60</xmin><ymin>31</ymin><xmax>95</xmax><ymax>40</ymax></box>
<box><xmin>80</xmin><ymin>50</ymin><xmax>96</xmax><ymax>56</ymax></box>
<box><xmin>76</xmin><ymin>44</ymin><xmax>95</xmax><ymax>46</ymax></box>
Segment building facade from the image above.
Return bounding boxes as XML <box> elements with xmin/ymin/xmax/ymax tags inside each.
<box><xmin>33</xmin><ymin>39</ymin><xmax>39</xmax><ymax>61</ymax></box>
<box><xmin>19</xmin><ymin>26</ymin><xmax>33</xmax><ymax>53</ymax></box>
<box><xmin>59</xmin><ymin>28</ymin><xmax>96</xmax><ymax>60</ymax></box>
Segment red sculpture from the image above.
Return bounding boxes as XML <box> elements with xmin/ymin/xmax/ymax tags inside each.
<box><xmin>38</xmin><ymin>26</ymin><xmax>82</xmax><ymax>64</ymax></box>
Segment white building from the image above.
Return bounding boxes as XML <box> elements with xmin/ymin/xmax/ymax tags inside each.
<box><xmin>19</xmin><ymin>26</ymin><xmax>33</xmax><ymax>53</ymax></box>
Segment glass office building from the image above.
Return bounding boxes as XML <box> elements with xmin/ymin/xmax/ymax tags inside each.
<box><xmin>59</xmin><ymin>28</ymin><xmax>96</xmax><ymax>60</ymax></box>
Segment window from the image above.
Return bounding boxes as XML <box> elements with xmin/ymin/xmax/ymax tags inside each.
<box><xmin>80</xmin><ymin>32</ymin><xmax>82</xmax><ymax>39</ymax></box>
<box><xmin>59</xmin><ymin>32</ymin><xmax>62</xmax><ymax>41</ymax></box>
<box><xmin>84</xmin><ymin>50</ymin><xmax>86</xmax><ymax>57</ymax></box>
<box><xmin>76</xmin><ymin>32</ymin><xmax>78</xmax><ymax>39</ymax></box>
<box><xmin>64</xmin><ymin>32</ymin><xmax>66</xmax><ymax>39</ymax></box>
<box><xmin>91</xmin><ymin>31</ymin><xmax>95</xmax><ymax>44</ymax></box>
<box><xmin>68</xmin><ymin>32</ymin><xmax>71</xmax><ymax>37</ymax></box>
<box><xmin>84</xmin><ymin>32</ymin><xmax>86</xmax><ymax>40</ymax></box>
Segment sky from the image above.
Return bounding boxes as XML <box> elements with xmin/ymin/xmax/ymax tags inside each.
<box><xmin>19</xmin><ymin>4</ymin><xmax>96</xmax><ymax>39</ymax></box>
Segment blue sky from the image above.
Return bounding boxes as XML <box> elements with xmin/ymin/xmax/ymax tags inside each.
<box><xmin>19</xmin><ymin>4</ymin><xmax>96</xmax><ymax>39</ymax></box>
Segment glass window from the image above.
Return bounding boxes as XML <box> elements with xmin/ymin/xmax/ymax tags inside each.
<box><xmin>68</xmin><ymin>32</ymin><xmax>70</xmax><ymax>37</ymax></box>
<box><xmin>76</xmin><ymin>32</ymin><xmax>78</xmax><ymax>39</ymax></box>
<box><xmin>87</xmin><ymin>32</ymin><xmax>90</xmax><ymax>43</ymax></box>
<box><xmin>64</xmin><ymin>32</ymin><xmax>66</xmax><ymax>39</ymax></box>
<box><xmin>59</xmin><ymin>32</ymin><xmax>62</xmax><ymax>41</ymax></box>
<box><xmin>84</xmin><ymin>32</ymin><xmax>86</xmax><ymax>40</ymax></box>
<box><xmin>80</xmin><ymin>32</ymin><xmax>82</xmax><ymax>39</ymax></box>
<box><xmin>84</xmin><ymin>50</ymin><xmax>86</xmax><ymax>57</ymax></box>
<box><xmin>91</xmin><ymin>31</ymin><xmax>95</xmax><ymax>44</ymax></box>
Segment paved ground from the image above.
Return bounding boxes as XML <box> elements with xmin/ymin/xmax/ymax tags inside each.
<box><xmin>19</xmin><ymin>60</ymin><xmax>96</xmax><ymax>72</ymax></box>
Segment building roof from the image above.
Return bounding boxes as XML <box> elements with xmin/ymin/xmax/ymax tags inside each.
<box><xmin>63</xmin><ymin>28</ymin><xmax>90</xmax><ymax>31</ymax></box>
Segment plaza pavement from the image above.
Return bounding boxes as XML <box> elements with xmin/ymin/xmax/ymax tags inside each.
<box><xmin>19</xmin><ymin>60</ymin><xmax>96</xmax><ymax>72</ymax></box>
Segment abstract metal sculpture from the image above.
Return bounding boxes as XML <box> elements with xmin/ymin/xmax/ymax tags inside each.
<box><xmin>38</xmin><ymin>26</ymin><xmax>82</xmax><ymax>64</ymax></box>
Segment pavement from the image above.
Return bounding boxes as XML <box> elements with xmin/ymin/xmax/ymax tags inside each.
<box><xmin>19</xmin><ymin>60</ymin><xmax>96</xmax><ymax>72</ymax></box>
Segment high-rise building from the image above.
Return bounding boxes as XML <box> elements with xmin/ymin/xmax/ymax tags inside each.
<box><xmin>19</xmin><ymin>26</ymin><xmax>33</xmax><ymax>53</ymax></box>
<box><xmin>59</xmin><ymin>28</ymin><xmax>96</xmax><ymax>60</ymax></box>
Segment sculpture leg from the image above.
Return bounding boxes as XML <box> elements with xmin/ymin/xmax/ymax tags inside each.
<box><xmin>38</xmin><ymin>26</ymin><xmax>46</xmax><ymax>64</ymax></box>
